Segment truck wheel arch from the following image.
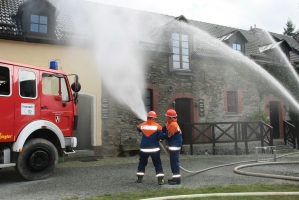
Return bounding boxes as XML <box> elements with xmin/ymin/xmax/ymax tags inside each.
<box><xmin>12</xmin><ymin>120</ymin><xmax>65</xmax><ymax>152</ymax></box>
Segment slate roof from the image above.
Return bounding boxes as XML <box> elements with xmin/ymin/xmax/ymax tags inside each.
<box><xmin>218</xmin><ymin>31</ymin><xmax>238</xmax><ymax>42</ymax></box>
<box><xmin>1</xmin><ymin>0</ymin><xmax>299</xmax><ymax>64</ymax></box>
<box><xmin>0</xmin><ymin>0</ymin><xmax>23</xmax><ymax>36</ymax></box>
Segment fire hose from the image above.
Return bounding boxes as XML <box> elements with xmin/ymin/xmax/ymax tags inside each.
<box><xmin>159</xmin><ymin>142</ymin><xmax>256</xmax><ymax>174</ymax></box>
<box><xmin>144</xmin><ymin>144</ymin><xmax>299</xmax><ymax>200</ymax></box>
<box><xmin>159</xmin><ymin>142</ymin><xmax>299</xmax><ymax>180</ymax></box>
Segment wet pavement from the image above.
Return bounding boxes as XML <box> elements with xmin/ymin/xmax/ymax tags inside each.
<box><xmin>1</xmin><ymin>152</ymin><xmax>299</xmax><ymax>200</ymax></box>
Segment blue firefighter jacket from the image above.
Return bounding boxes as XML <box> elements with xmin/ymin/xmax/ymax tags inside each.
<box><xmin>137</xmin><ymin>119</ymin><xmax>165</xmax><ymax>151</ymax></box>
<box><xmin>162</xmin><ymin>119</ymin><xmax>182</xmax><ymax>150</ymax></box>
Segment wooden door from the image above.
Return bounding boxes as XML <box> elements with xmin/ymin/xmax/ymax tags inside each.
<box><xmin>175</xmin><ymin>98</ymin><xmax>191</xmax><ymax>144</ymax></box>
<box><xmin>269</xmin><ymin>101</ymin><xmax>280</xmax><ymax>139</ymax></box>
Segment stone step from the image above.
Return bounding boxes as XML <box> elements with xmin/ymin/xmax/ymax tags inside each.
<box><xmin>272</xmin><ymin>138</ymin><xmax>284</xmax><ymax>143</ymax></box>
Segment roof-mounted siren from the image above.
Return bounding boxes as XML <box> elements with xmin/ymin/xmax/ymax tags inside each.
<box><xmin>49</xmin><ymin>60</ymin><xmax>58</xmax><ymax>70</ymax></box>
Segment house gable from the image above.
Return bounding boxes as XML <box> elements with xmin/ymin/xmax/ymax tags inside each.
<box><xmin>150</xmin><ymin>15</ymin><xmax>195</xmax><ymax>75</ymax></box>
<box><xmin>218</xmin><ymin>30</ymin><xmax>248</xmax><ymax>54</ymax></box>
<box><xmin>259</xmin><ymin>40</ymin><xmax>292</xmax><ymax>62</ymax></box>
<box><xmin>175</xmin><ymin>15</ymin><xmax>189</xmax><ymax>23</ymax></box>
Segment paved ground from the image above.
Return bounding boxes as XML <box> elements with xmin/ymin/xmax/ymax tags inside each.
<box><xmin>1</xmin><ymin>152</ymin><xmax>299</xmax><ymax>200</ymax></box>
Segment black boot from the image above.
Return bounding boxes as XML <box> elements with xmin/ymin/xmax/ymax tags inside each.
<box><xmin>168</xmin><ymin>179</ymin><xmax>181</xmax><ymax>185</ymax></box>
<box><xmin>137</xmin><ymin>175</ymin><xmax>143</xmax><ymax>183</ymax></box>
<box><xmin>158</xmin><ymin>177</ymin><xmax>165</xmax><ymax>185</ymax></box>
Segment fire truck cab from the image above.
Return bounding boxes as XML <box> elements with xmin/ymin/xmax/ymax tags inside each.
<box><xmin>0</xmin><ymin>60</ymin><xmax>81</xmax><ymax>181</ymax></box>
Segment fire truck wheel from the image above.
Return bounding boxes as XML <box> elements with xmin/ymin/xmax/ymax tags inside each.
<box><xmin>16</xmin><ymin>138</ymin><xmax>58</xmax><ymax>181</ymax></box>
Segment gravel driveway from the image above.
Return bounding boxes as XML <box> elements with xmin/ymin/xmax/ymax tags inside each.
<box><xmin>1</xmin><ymin>153</ymin><xmax>299</xmax><ymax>200</ymax></box>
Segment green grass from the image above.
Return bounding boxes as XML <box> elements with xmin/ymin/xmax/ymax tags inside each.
<box><xmin>63</xmin><ymin>183</ymin><xmax>299</xmax><ymax>200</ymax></box>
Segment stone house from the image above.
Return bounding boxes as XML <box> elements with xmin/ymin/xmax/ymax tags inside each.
<box><xmin>100</xmin><ymin>9</ymin><xmax>299</xmax><ymax>156</ymax></box>
<box><xmin>1</xmin><ymin>0</ymin><xmax>299</xmax><ymax>157</ymax></box>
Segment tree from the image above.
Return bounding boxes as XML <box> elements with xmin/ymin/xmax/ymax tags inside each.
<box><xmin>283</xmin><ymin>19</ymin><xmax>298</xmax><ymax>36</ymax></box>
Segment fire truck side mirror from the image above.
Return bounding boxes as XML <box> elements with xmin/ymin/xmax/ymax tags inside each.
<box><xmin>71</xmin><ymin>82</ymin><xmax>81</xmax><ymax>93</ymax></box>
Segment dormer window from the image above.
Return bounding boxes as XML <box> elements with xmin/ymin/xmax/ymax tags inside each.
<box><xmin>259</xmin><ymin>40</ymin><xmax>292</xmax><ymax>63</ymax></box>
<box><xmin>171</xmin><ymin>33</ymin><xmax>190</xmax><ymax>70</ymax></box>
<box><xmin>30</xmin><ymin>14</ymin><xmax>48</xmax><ymax>34</ymax></box>
<box><xmin>233</xmin><ymin>43</ymin><xmax>241</xmax><ymax>51</ymax></box>
<box><xmin>15</xmin><ymin>0</ymin><xmax>59</xmax><ymax>41</ymax></box>
<box><xmin>218</xmin><ymin>30</ymin><xmax>247</xmax><ymax>54</ymax></box>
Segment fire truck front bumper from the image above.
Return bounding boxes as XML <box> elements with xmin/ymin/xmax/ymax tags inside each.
<box><xmin>64</xmin><ymin>137</ymin><xmax>77</xmax><ymax>154</ymax></box>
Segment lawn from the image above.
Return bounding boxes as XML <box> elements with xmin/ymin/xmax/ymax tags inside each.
<box><xmin>64</xmin><ymin>183</ymin><xmax>299</xmax><ymax>200</ymax></box>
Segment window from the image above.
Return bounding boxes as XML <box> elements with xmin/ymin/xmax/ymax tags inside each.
<box><xmin>144</xmin><ymin>89</ymin><xmax>153</xmax><ymax>113</ymax></box>
<box><xmin>227</xmin><ymin>91</ymin><xmax>237</xmax><ymax>113</ymax></box>
<box><xmin>232</xmin><ymin>43</ymin><xmax>241</xmax><ymax>51</ymax></box>
<box><xmin>171</xmin><ymin>33</ymin><xmax>190</xmax><ymax>70</ymax></box>
<box><xmin>19</xmin><ymin>70</ymin><xmax>37</xmax><ymax>98</ymax></box>
<box><xmin>0</xmin><ymin>66</ymin><xmax>10</xmax><ymax>96</ymax></box>
<box><xmin>42</xmin><ymin>74</ymin><xmax>69</xmax><ymax>102</ymax></box>
<box><xmin>30</xmin><ymin>14</ymin><xmax>48</xmax><ymax>33</ymax></box>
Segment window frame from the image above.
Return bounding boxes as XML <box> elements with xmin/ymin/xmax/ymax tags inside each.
<box><xmin>18</xmin><ymin>69</ymin><xmax>37</xmax><ymax>99</ymax></box>
<box><xmin>144</xmin><ymin>89</ymin><xmax>153</xmax><ymax>113</ymax></box>
<box><xmin>232</xmin><ymin>43</ymin><xmax>242</xmax><ymax>51</ymax></box>
<box><xmin>227</xmin><ymin>91</ymin><xmax>237</xmax><ymax>113</ymax></box>
<box><xmin>29</xmin><ymin>14</ymin><xmax>48</xmax><ymax>34</ymax></box>
<box><xmin>170</xmin><ymin>33</ymin><xmax>191</xmax><ymax>71</ymax></box>
<box><xmin>0</xmin><ymin>66</ymin><xmax>11</xmax><ymax>96</ymax></box>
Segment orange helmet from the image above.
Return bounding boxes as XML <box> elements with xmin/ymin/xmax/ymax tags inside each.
<box><xmin>147</xmin><ymin>111</ymin><xmax>157</xmax><ymax>118</ymax></box>
<box><xmin>165</xmin><ymin>109</ymin><xmax>177</xmax><ymax>117</ymax></box>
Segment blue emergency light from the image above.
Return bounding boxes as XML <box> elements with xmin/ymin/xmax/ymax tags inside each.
<box><xmin>49</xmin><ymin>61</ymin><xmax>58</xmax><ymax>70</ymax></box>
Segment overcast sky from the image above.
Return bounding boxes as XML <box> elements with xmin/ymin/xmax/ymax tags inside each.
<box><xmin>87</xmin><ymin>0</ymin><xmax>299</xmax><ymax>34</ymax></box>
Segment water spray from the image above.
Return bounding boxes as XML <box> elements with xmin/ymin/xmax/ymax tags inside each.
<box><xmin>183</xmin><ymin>21</ymin><xmax>299</xmax><ymax>112</ymax></box>
<box><xmin>264</xmin><ymin>31</ymin><xmax>299</xmax><ymax>85</ymax></box>
<box><xmin>90</xmin><ymin>6</ymin><xmax>148</xmax><ymax>121</ymax></box>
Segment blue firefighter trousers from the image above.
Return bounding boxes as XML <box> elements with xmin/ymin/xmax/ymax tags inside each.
<box><xmin>169</xmin><ymin>150</ymin><xmax>181</xmax><ymax>180</ymax></box>
<box><xmin>137</xmin><ymin>150</ymin><xmax>163</xmax><ymax>175</ymax></box>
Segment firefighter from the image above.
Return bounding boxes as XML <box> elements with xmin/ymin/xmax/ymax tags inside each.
<box><xmin>163</xmin><ymin>109</ymin><xmax>182</xmax><ymax>185</ymax></box>
<box><xmin>136</xmin><ymin>111</ymin><xmax>165</xmax><ymax>185</ymax></box>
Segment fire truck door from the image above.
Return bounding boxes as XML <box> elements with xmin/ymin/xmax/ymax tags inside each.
<box><xmin>40</xmin><ymin>72</ymin><xmax>74</xmax><ymax>136</ymax></box>
<box><xmin>0</xmin><ymin>64</ymin><xmax>14</xmax><ymax>142</ymax></box>
<box><xmin>14</xmin><ymin>66</ymin><xmax>41</xmax><ymax>137</ymax></box>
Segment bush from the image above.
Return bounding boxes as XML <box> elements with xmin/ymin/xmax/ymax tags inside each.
<box><xmin>251</xmin><ymin>107</ymin><xmax>269</xmax><ymax>122</ymax></box>
<box><xmin>288</xmin><ymin>109</ymin><xmax>299</xmax><ymax>120</ymax></box>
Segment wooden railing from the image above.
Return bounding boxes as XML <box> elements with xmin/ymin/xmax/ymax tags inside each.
<box><xmin>283</xmin><ymin>120</ymin><xmax>299</xmax><ymax>149</ymax></box>
<box><xmin>184</xmin><ymin>121</ymin><xmax>273</xmax><ymax>155</ymax></box>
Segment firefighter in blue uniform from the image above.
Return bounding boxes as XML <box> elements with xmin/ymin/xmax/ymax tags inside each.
<box><xmin>163</xmin><ymin>109</ymin><xmax>182</xmax><ymax>185</ymax></box>
<box><xmin>136</xmin><ymin>111</ymin><xmax>165</xmax><ymax>185</ymax></box>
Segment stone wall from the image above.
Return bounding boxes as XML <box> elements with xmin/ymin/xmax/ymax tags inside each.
<box><xmin>100</xmin><ymin>50</ymin><xmax>267</xmax><ymax>156</ymax></box>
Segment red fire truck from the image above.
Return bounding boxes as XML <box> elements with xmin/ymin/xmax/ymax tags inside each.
<box><xmin>0</xmin><ymin>59</ymin><xmax>81</xmax><ymax>180</ymax></box>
